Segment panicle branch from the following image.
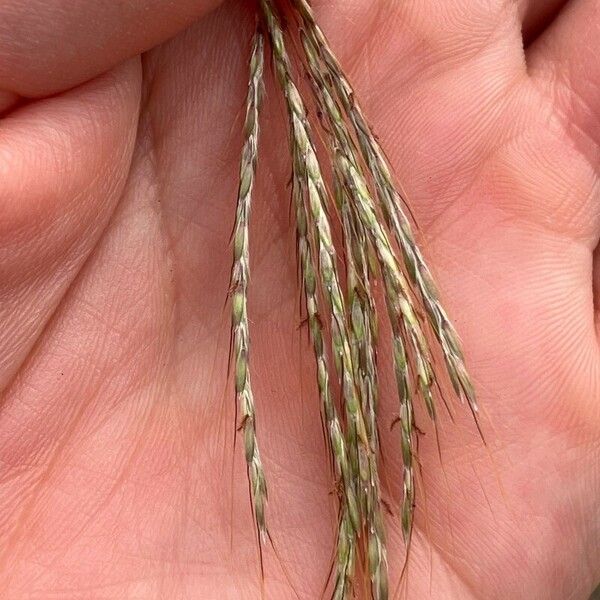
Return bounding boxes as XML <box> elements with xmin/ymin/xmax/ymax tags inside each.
<box><xmin>231</xmin><ymin>30</ymin><xmax>268</xmax><ymax>536</ymax></box>
<box><xmin>228</xmin><ymin>3</ymin><xmax>480</xmax><ymax>597</ymax></box>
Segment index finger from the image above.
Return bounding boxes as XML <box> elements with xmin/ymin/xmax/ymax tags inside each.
<box><xmin>0</xmin><ymin>0</ymin><xmax>223</xmax><ymax>97</ymax></box>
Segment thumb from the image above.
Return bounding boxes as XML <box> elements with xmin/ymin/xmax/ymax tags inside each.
<box><xmin>0</xmin><ymin>0</ymin><xmax>224</xmax><ymax>97</ymax></box>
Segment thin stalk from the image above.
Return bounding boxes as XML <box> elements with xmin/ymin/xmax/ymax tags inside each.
<box><xmin>231</xmin><ymin>30</ymin><xmax>268</xmax><ymax>537</ymax></box>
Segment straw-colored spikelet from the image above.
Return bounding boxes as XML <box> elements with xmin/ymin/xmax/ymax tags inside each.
<box><xmin>292</xmin><ymin>0</ymin><xmax>477</xmax><ymax>420</ymax></box>
<box><xmin>230</xmin><ymin>30</ymin><xmax>268</xmax><ymax>537</ymax></box>
<box><xmin>292</xmin><ymin>159</ymin><xmax>360</xmax><ymax>598</ymax></box>
<box><xmin>298</xmin><ymin>21</ymin><xmax>425</xmax><ymax>545</ymax></box>
<box><xmin>228</xmin><ymin>1</ymin><xmax>479</xmax><ymax>598</ymax></box>
<box><xmin>293</xmin><ymin>0</ymin><xmax>480</xmax><ymax>543</ymax></box>
<box><xmin>300</xmin><ymin>33</ymin><xmax>389</xmax><ymax>598</ymax></box>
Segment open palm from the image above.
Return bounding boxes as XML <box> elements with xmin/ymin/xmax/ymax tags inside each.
<box><xmin>0</xmin><ymin>0</ymin><xmax>598</xmax><ymax>598</ymax></box>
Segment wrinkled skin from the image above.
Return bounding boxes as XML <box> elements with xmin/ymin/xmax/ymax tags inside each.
<box><xmin>0</xmin><ymin>0</ymin><xmax>598</xmax><ymax>598</ymax></box>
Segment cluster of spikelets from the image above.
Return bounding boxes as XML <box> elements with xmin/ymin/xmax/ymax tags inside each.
<box><xmin>230</xmin><ymin>1</ymin><xmax>478</xmax><ymax>598</ymax></box>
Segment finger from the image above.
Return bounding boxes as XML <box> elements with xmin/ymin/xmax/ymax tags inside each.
<box><xmin>0</xmin><ymin>0</ymin><xmax>223</xmax><ymax>97</ymax></box>
<box><xmin>526</xmin><ymin>0</ymin><xmax>600</xmax><ymax>149</ymax></box>
<box><xmin>0</xmin><ymin>59</ymin><xmax>141</xmax><ymax>393</ymax></box>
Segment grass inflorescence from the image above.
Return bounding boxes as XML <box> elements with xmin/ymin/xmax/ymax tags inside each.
<box><xmin>230</xmin><ymin>29</ymin><xmax>268</xmax><ymax>538</ymax></box>
<box><xmin>228</xmin><ymin>1</ymin><xmax>479</xmax><ymax>598</ymax></box>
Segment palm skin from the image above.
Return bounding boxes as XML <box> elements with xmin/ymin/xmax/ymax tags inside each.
<box><xmin>0</xmin><ymin>0</ymin><xmax>598</xmax><ymax>598</ymax></box>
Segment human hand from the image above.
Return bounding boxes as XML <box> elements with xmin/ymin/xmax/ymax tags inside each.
<box><xmin>0</xmin><ymin>1</ymin><xmax>598</xmax><ymax>598</ymax></box>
